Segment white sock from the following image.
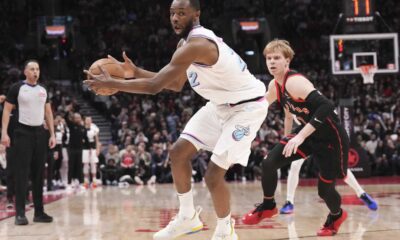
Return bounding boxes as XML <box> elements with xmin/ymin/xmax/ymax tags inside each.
<box><xmin>286</xmin><ymin>159</ymin><xmax>305</xmax><ymax>203</ymax></box>
<box><xmin>177</xmin><ymin>189</ymin><xmax>195</xmax><ymax>218</ymax></box>
<box><xmin>216</xmin><ymin>213</ymin><xmax>232</xmax><ymax>235</ymax></box>
<box><xmin>344</xmin><ymin>169</ymin><xmax>364</xmax><ymax>197</ymax></box>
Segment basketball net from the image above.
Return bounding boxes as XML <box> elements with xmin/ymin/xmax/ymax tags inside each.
<box><xmin>358</xmin><ymin>65</ymin><xmax>377</xmax><ymax>84</ymax></box>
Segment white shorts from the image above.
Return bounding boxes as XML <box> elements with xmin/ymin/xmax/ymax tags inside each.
<box><xmin>82</xmin><ymin>149</ymin><xmax>99</xmax><ymax>164</ymax></box>
<box><xmin>180</xmin><ymin>97</ymin><xmax>268</xmax><ymax>170</ymax></box>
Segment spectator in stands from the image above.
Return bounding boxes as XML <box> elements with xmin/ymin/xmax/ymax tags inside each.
<box><xmin>65</xmin><ymin>111</ymin><xmax>87</xmax><ymax>188</ymax></box>
<box><xmin>119</xmin><ymin>145</ymin><xmax>136</xmax><ymax>184</ymax></box>
<box><xmin>100</xmin><ymin>158</ymin><xmax>119</xmax><ymax>185</ymax></box>
<box><xmin>135</xmin><ymin>142</ymin><xmax>152</xmax><ymax>184</ymax></box>
<box><xmin>191</xmin><ymin>150</ymin><xmax>209</xmax><ymax>182</ymax></box>
<box><xmin>105</xmin><ymin>144</ymin><xmax>121</xmax><ymax>165</ymax></box>
<box><xmin>149</xmin><ymin>144</ymin><xmax>168</xmax><ymax>184</ymax></box>
<box><xmin>82</xmin><ymin>116</ymin><xmax>101</xmax><ymax>188</ymax></box>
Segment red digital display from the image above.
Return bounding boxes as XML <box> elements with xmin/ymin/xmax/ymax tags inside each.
<box><xmin>344</xmin><ymin>0</ymin><xmax>375</xmax><ymax>23</ymax></box>
<box><xmin>352</xmin><ymin>0</ymin><xmax>371</xmax><ymax>16</ymax></box>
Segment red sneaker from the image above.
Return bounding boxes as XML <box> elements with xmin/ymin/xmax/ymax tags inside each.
<box><xmin>242</xmin><ymin>204</ymin><xmax>278</xmax><ymax>225</ymax></box>
<box><xmin>317</xmin><ymin>209</ymin><xmax>348</xmax><ymax>236</ymax></box>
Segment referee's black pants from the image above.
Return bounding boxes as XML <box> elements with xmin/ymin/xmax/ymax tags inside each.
<box><xmin>13</xmin><ymin>124</ymin><xmax>47</xmax><ymax>216</ymax></box>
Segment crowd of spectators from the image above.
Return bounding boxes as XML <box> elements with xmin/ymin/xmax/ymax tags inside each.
<box><xmin>1</xmin><ymin>0</ymin><xmax>400</xmax><ymax>188</ymax></box>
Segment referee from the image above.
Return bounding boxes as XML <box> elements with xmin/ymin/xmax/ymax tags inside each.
<box><xmin>1</xmin><ymin>59</ymin><xmax>56</xmax><ymax>225</ymax></box>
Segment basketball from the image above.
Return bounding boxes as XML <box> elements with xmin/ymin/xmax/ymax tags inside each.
<box><xmin>87</xmin><ymin>58</ymin><xmax>125</xmax><ymax>96</ymax></box>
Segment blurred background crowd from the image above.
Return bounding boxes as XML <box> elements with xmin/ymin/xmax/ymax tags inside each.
<box><xmin>1</xmin><ymin>0</ymin><xmax>400</xmax><ymax>193</ymax></box>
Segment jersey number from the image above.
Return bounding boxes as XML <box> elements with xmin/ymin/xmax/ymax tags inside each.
<box><xmin>188</xmin><ymin>71</ymin><xmax>200</xmax><ymax>87</ymax></box>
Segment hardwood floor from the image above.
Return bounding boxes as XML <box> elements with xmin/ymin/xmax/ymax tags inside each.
<box><xmin>0</xmin><ymin>178</ymin><xmax>399</xmax><ymax>240</ymax></box>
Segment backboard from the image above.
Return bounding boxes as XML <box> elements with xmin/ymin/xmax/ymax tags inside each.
<box><xmin>330</xmin><ymin>33</ymin><xmax>398</xmax><ymax>74</ymax></box>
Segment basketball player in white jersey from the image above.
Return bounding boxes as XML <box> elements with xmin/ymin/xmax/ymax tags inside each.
<box><xmin>280</xmin><ymin>116</ymin><xmax>378</xmax><ymax>214</ymax></box>
<box><xmin>84</xmin><ymin>1</ymin><xmax>268</xmax><ymax>239</ymax></box>
<box><xmin>82</xmin><ymin>116</ymin><xmax>100</xmax><ymax>188</ymax></box>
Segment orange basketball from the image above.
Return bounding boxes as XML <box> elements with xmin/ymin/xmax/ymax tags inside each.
<box><xmin>87</xmin><ymin>58</ymin><xmax>125</xmax><ymax>96</ymax></box>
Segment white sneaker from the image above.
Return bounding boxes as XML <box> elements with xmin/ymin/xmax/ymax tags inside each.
<box><xmin>153</xmin><ymin>206</ymin><xmax>203</xmax><ymax>240</ymax></box>
<box><xmin>211</xmin><ymin>219</ymin><xmax>238</xmax><ymax>240</ymax></box>
<box><xmin>134</xmin><ymin>176</ymin><xmax>144</xmax><ymax>185</ymax></box>
<box><xmin>148</xmin><ymin>175</ymin><xmax>156</xmax><ymax>185</ymax></box>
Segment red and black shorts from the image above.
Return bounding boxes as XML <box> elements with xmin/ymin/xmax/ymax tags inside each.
<box><xmin>278</xmin><ymin>121</ymin><xmax>349</xmax><ymax>182</ymax></box>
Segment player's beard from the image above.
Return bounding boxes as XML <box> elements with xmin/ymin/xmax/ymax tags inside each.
<box><xmin>179</xmin><ymin>20</ymin><xmax>194</xmax><ymax>39</ymax></box>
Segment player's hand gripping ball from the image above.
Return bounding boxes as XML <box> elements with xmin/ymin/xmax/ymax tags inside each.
<box><xmin>87</xmin><ymin>58</ymin><xmax>125</xmax><ymax>95</ymax></box>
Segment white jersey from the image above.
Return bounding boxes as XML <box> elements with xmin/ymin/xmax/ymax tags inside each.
<box><xmin>55</xmin><ymin>123</ymin><xmax>65</xmax><ymax>144</ymax></box>
<box><xmin>183</xmin><ymin>26</ymin><xmax>266</xmax><ymax>105</ymax></box>
<box><xmin>86</xmin><ymin>123</ymin><xmax>99</xmax><ymax>143</ymax></box>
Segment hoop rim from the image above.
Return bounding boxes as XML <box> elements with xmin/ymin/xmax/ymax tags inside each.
<box><xmin>358</xmin><ymin>64</ymin><xmax>377</xmax><ymax>74</ymax></box>
<box><xmin>357</xmin><ymin>65</ymin><xmax>377</xmax><ymax>84</ymax></box>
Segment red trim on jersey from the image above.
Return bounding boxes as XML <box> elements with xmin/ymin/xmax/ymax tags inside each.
<box><xmin>326</xmin><ymin>117</ymin><xmax>346</xmax><ymax>178</ymax></box>
<box><xmin>296</xmin><ymin>149</ymin><xmax>307</xmax><ymax>158</ymax></box>
<box><xmin>281</xmin><ymin>70</ymin><xmax>290</xmax><ymax>93</ymax></box>
<box><xmin>319</xmin><ymin>174</ymin><xmax>334</xmax><ymax>183</ymax></box>
<box><xmin>274</xmin><ymin>80</ymin><xmax>281</xmax><ymax>104</ymax></box>
<box><xmin>275</xmin><ymin>70</ymin><xmax>307</xmax><ymax>104</ymax></box>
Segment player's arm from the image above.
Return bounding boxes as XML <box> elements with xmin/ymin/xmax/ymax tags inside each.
<box><xmin>45</xmin><ymin>102</ymin><xmax>56</xmax><ymax>148</ymax></box>
<box><xmin>1</xmin><ymin>101</ymin><xmax>14</xmax><ymax>147</ymax></box>
<box><xmin>1</xmin><ymin>84</ymin><xmax>19</xmax><ymax>147</ymax></box>
<box><xmin>106</xmin><ymin>39</ymin><xmax>187</xmax><ymax>90</ymax></box>
<box><xmin>285</xmin><ymin>75</ymin><xmax>317</xmax><ymax>140</ymax></box>
<box><xmin>107</xmin><ymin>51</ymin><xmax>156</xmax><ymax>79</ymax></box>
<box><xmin>283</xmin><ymin>75</ymin><xmax>335</xmax><ymax>157</ymax></box>
<box><xmin>177</xmin><ymin>38</ymin><xmax>185</xmax><ymax>49</ymax></box>
<box><xmin>265</xmin><ymin>80</ymin><xmax>277</xmax><ymax>105</ymax></box>
<box><xmin>85</xmin><ymin>38</ymin><xmax>208</xmax><ymax>94</ymax></box>
<box><xmin>283</xmin><ymin>107</ymin><xmax>294</xmax><ymax>136</ymax></box>
<box><xmin>133</xmin><ymin>67</ymin><xmax>157</xmax><ymax>79</ymax></box>
<box><xmin>155</xmin><ymin>40</ymin><xmax>191</xmax><ymax>92</ymax></box>
<box><xmin>288</xmin><ymin>75</ymin><xmax>335</xmax><ymax>132</ymax></box>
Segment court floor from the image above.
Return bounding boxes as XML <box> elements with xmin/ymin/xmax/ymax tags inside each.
<box><xmin>0</xmin><ymin>177</ymin><xmax>400</xmax><ymax>240</ymax></box>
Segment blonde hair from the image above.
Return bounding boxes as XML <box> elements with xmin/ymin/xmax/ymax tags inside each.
<box><xmin>263</xmin><ymin>39</ymin><xmax>295</xmax><ymax>61</ymax></box>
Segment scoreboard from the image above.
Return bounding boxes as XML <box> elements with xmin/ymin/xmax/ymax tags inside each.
<box><xmin>343</xmin><ymin>0</ymin><xmax>376</xmax><ymax>33</ymax></box>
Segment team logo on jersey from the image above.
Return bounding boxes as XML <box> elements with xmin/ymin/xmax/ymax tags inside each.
<box><xmin>284</xmin><ymin>102</ymin><xmax>310</xmax><ymax>115</ymax></box>
<box><xmin>188</xmin><ymin>71</ymin><xmax>200</xmax><ymax>87</ymax></box>
<box><xmin>38</xmin><ymin>90</ymin><xmax>47</xmax><ymax>98</ymax></box>
<box><xmin>232</xmin><ymin>125</ymin><xmax>250</xmax><ymax>141</ymax></box>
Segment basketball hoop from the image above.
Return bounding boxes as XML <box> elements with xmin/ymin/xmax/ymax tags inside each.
<box><xmin>358</xmin><ymin>64</ymin><xmax>377</xmax><ymax>84</ymax></box>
